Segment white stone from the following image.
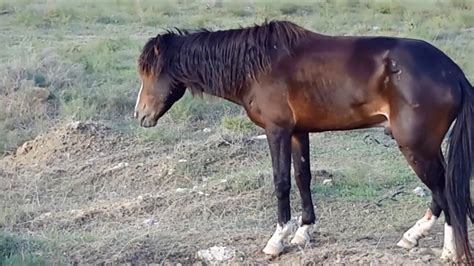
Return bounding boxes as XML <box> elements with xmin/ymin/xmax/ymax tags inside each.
<box><xmin>252</xmin><ymin>135</ymin><xmax>267</xmax><ymax>140</ymax></box>
<box><xmin>413</xmin><ymin>187</ymin><xmax>426</xmax><ymax>197</ymax></box>
<box><xmin>143</xmin><ymin>218</ymin><xmax>156</xmax><ymax>225</ymax></box>
<box><xmin>322</xmin><ymin>179</ymin><xmax>332</xmax><ymax>185</ymax></box>
<box><xmin>176</xmin><ymin>188</ymin><xmax>189</xmax><ymax>193</ymax></box>
<box><xmin>196</xmin><ymin>246</ymin><xmax>236</xmax><ymax>263</ymax></box>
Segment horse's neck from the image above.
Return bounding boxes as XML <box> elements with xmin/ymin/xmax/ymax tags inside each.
<box><xmin>199</xmin><ymin>88</ymin><xmax>244</xmax><ymax>107</ymax></box>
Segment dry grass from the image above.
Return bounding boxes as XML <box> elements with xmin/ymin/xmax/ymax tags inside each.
<box><xmin>1</xmin><ymin>0</ymin><xmax>474</xmax><ymax>264</ymax></box>
<box><xmin>0</xmin><ymin>121</ymin><xmax>442</xmax><ymax>264</ymax></box>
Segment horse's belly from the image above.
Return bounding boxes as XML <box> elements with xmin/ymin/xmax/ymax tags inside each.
<box><xmin>291</xmin><ymin>101</ymin><xmax>389</xmax><ymax>132</ymax></box>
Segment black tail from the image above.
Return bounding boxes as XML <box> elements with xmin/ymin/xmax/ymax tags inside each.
<box><xmin>446</xmin><ymin>77</ymin><xmax>474</xmax><ymax>262</ymax></box>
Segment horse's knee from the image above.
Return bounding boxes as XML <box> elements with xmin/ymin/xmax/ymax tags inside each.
<box><xmin>274</xmin><ymin>181</ymin><xmax>291</xmax><ymax>199</ymax></box>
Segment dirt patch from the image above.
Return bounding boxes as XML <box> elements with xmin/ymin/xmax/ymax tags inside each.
<box><xmin>0</xmin><ymin>121</ymin><xmax>470</xmax><ymax>264</ymax></box>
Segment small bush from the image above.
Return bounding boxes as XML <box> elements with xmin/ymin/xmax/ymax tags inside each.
<box><xmin>59</xmin><ymin>93</ymin><xmax>99</xmax><ymax>121</ymax></box>
<box><xmin>225</xmin><ymin>172</ymin><xmax>266</xmax><ymax>193</ymax></box>
<box><xmin>461</xmin><ymin>12</ymin><xmax>474</xmax><ymax>27</ymax></box>
<box><xmin>96</xmin><ymin>15</ymin><xmax>126</xmax><ymax>24</ymax></box>
<box><xmin>279</xmin><ymin>3</ymin><xmax>313</xmax><ymax>16</ymax></box>
<box><xmin>69</xmin><ymin>38</ymin><xmax>136</xmax><ymax>78</ymax></box>
<box><xmin>449</xmin><ymin>0</ymin><xmax>472</xmax><ymax>10</ymax></box>
<box><xmin>0</xmin><ymin>233</ymin><xmax>48</xmax><ymax>266</ymax></box>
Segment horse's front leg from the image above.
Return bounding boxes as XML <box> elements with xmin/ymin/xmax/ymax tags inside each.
<box><xmin>290</xmin><ymin>132</ymin><xmax>315</xmax><ymax>246</ymax></box>
<box><xmin>262</xmin><ymin>126</ymin><xmax>294</xmax><ymax>256</ymax></box>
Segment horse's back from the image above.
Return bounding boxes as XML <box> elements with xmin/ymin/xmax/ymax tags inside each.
<box><xmin>271</xmin><ymin>33</ymin><xmax>463</xmax><ymax>132</ymax></box>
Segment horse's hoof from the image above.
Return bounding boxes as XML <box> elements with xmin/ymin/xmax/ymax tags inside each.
<box><xmin>290</xmin><ymin>225</ymin><xmax>312</xmax><ymax>246</ymax></box>
<box><xmin>396</xmin><ymin>236</ymin><xmax>417</xmax><ymax>250</ymax></box>
<box><xmin>262</xmin><ymin>241</ymin><xmax>284</xmax><ymax>257</ymax></box>
<box><xmin>440</xmin><ymin>223</ymin><xmax>457</xmax><ymax>263</ymax></box>
<box><xmin>440</xmin><ymin>247</ymin><xmax>457</xmax><ymax>263</ymax></box>
<box><xmin>290</xmin><ymin>233</ymin><xmax>308</xmax><ymax>246</ymax></box>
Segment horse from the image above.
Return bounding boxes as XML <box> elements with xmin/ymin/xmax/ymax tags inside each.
<box><xmin>133</xmin><ymin>20</ymin><xmax>474</xmax><ymax>263</ymax></box>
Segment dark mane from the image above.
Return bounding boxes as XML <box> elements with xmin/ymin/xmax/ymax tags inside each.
<box><xmin>138</xmin><ymin>20</ymin><xmax>309</xmax><ymax>97</ymax></box>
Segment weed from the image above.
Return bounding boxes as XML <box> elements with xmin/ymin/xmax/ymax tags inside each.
<box><xmin>0</xmin><ymin>233</ymin><xmax>48</xmax><ymax>266</ymax></box>
<box><xmin>221</xmin><ymin>115</ymin><xmax>257</xmax><ymax>135</ymax></box>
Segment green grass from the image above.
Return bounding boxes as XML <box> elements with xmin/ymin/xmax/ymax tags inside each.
<box><xmin>221</xmin><ymin>115</ymin><xmax>258</xmax><ymax>135</ymax></box>
<box><xmin>0</xmin><ymin>0</ymin><xmax>470</xmax><ymax>196</ymax></box>
<box><xmin>0</xmin><ymin>0</ymin><xmax>472</xmax><ymax>155</ymax></box>
<box><xmin>1</xmin><ymin>2</ymin><xmax>472</xmax><ymax>262</ymax></box>
<box><xmin>0</xmin><ymin>0</ymin><xmax>470</xmax><ymax>193</ymax></box>
<box><xmin>0</xmin><ymin>233</ymin><xmax>49</xmax><ymax>266</ymax></box>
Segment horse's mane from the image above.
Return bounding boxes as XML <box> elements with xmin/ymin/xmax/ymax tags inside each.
<box><xmin>138</xmin><ymin>20</ymin><xmax>309</xmax><ymax>97</ymax></box>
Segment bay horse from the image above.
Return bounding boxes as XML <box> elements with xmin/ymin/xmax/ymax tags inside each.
<box><xmin>134</xmin><ymin>20</ymin><xmax>474</xmax><ymax>263</ymax></box>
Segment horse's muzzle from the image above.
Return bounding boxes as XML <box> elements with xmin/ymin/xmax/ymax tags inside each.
<box><xmin>135</xmin><ymin>110</ymin><xmax>158</xmax><ymax>128</ymax></box>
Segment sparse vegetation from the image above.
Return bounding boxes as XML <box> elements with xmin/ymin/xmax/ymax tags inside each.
<box><xmin>0</xmin><ymin>233</ymin><xmax>49</xmax><ymax>265</ymax></box>
<box><xmin>0</xmin><ymin>0</ymin><xmax>473</xmax><ymax>264</ymax></box>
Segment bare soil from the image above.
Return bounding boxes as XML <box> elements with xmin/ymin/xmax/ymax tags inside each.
<box><xmin>0</xmin><ymin>121</ymin><xmax>470</xmax><ymax>265</ymax></box>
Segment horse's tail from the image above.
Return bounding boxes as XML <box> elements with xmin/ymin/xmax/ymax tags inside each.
<box><xmin>446</xmin><ymin>76</ymin><xmax>474</xmax><ymax>262</ymax></box>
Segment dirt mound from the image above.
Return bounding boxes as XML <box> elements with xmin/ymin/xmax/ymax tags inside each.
<box><xmin>29</xmin><ymin>193</ymin><xmax>165</xmax><ymax>230</ymax></box>
<box><xmin>15</xmin><ymin>121</ymin><xmax>113</xmax><ymax>159</ymax></box>
<box><xmin>0</xmin><ymin>120</ymin><xmax>167</xmax><ymax>216</ymax></box>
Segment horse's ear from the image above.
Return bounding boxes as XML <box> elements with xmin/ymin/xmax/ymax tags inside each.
<box><xmin>153</xmin><ymin>35</ymin><xmax>161</xmax><ymax>57</ymax></box>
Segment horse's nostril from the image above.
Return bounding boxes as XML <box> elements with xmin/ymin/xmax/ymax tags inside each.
<box><xmin>140</xmin><ymin>115</ymin><xmax>146</xmax><ymax>127</ymax></box>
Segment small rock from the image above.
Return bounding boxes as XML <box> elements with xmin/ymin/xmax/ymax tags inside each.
<box><xmin>105</xmin><ymin>162</ymin><xmax>128</xmax><ymax>173</ymax></box>
<box><xmin>176</xmin><ymin>188</ymin><xmax>189</xmax><ymax>193</ymax></box>
<box><xmin>203</xmin><ymin>128</ymin><xmax>212</xmax><ymax>133</ymax></box>
<box><xmin>413</xmin><ymin>187</ymin><xmax>426</xmax><ymax>197</ymax></box>
<box><xmin>197</xmin><ymin>191</ymin><xmax>210</xmax><ymax>196</ymax></box>
<box><xmin>372</xmin><ymin>26</ymin><xmax>381</xmax><ymax>31</ymax></box>
<box><xmin>322</xmin><ymin>179</ymin><xmax>333</xmax><ymax>185</ymax></box>
<box><xmin>196</xmin><ymin>246</ymin><xmax>236</xmax><ymax>263</ymax></box>
<box><xmin>416</xmin><ymin>248</ymin><xmax>433</xmax><ymax>255</ymax></box>
<box><xmin>421</xmin><ymin>255</ymin><xmax>432</xmax><ymax>262</ymax></box>
<box><xmin>38</xmin><ymin>212</ymin><xmax>52</xmax><ymax>219</ymax></box>
<box><xmin>143</xmin><ymin>218</ymin><xmax>156</xmax><ymax>225</ymax></box>
<box><xmin>16</xmin><ymin>141</ymin><xmax>34</xmax><ymax>155</ymax></box>
<box><xmin>178</xmin><ymin>159</ymin><xmax>188</xmax><ymax>163</ymax></box>
<box><xmin>252</xmin><ymin>135</ymin><xmax>267</xmax><ymax>140</ymax></box>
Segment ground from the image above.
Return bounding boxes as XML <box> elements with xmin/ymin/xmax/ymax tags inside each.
<box><xmin>2</xmin><ymin>121</ymin><xmax>471</xmax><ymax>265</ymax></box>
<box><xmin>1</xmin><ymin>0</ymin><xmax>474</xmax><ymax>265</ymax></box>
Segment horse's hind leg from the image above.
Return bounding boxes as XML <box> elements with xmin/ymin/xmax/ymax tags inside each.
<box><xmin>390</xmin><ymin>110</ymin><xmax>456</xmax><ymax>261</ymax></box>
<box><xmin>396</xmin><ymin>150</ymin><xmax>445</xmax><ymax>249</ymax></box>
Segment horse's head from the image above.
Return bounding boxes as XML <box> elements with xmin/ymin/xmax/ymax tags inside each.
<box><xmin>134</xmin><ymin>35</ymin><xmax>186</xmax><ymax>127</ymax></box>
